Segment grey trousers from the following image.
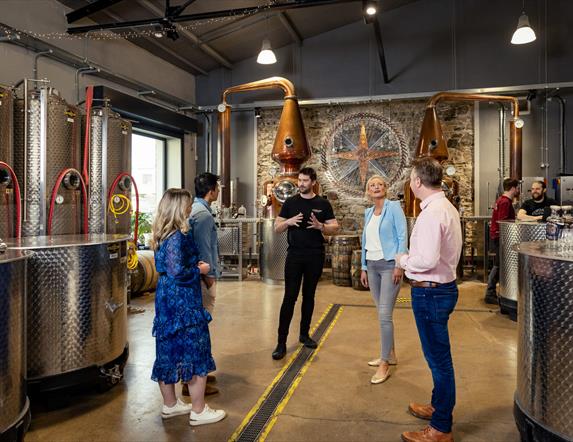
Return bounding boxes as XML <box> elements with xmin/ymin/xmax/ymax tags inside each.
<box><xmin>366</xmin><ymin>259</ymin><xmax>401</xmax><ymax>361</ymax></box>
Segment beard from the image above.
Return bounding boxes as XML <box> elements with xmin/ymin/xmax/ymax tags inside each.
<box><xmin>299</xmin><ymin>185</ymin><xmax>311</xmax><ymax>194</ymax></box>
<box><xmin>532</xmin><ymin>193</ymin><xmax>544</xmax><ymax>201</ymax></box>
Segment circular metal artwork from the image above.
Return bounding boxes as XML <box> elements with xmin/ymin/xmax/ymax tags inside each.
<box><xmin>321</xmin><ymin>113</ymin><xmax>410</xmax><ymax>198</ymax></box>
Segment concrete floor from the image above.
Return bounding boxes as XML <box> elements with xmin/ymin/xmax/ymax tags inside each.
<box><xmin>26</xmin><ymin>276</ymin><xmax>519</xmax><ymax>441</ymax></box>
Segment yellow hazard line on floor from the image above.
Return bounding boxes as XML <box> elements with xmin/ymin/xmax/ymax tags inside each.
<box><xmin>228</xmin><ymin>304</ymin><xmax>343</xmax><ymax>442</ymax></box>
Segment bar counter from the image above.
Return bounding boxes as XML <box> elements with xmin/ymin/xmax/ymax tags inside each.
<box><xmin>514</xmin><ymin>241</ymin><xmax>573</xmax><ymax>441</ymax></box>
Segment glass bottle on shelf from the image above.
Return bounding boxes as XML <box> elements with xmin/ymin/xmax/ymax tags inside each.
<box><xmin>546</xmin><ymin>205</ymin><xmax>564</xmax><ymax>245</ymax></box>
<box><xmin>560</xmin><ymin>205</ymin><xmax>573</xmax><ymax>253</ymax></box>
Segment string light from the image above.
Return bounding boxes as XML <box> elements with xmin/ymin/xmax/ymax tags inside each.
<box><xmin>0</xmin><ymin>2</ymin><xmax>281</xmax><ymax>41</ymax></box>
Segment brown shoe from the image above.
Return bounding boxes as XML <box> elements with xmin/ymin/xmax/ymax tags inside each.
<box><xmin>182</xmin><ymin>383</ymin><xmax>190</xmax><ymax>396</ymax></box>
<box><xmin>401</xmin><ymin>426</ymin><xmax>453</xmax><ymax>442</ymax></box>
<box><xmin>205</xmin><ymin>384</ymin><xmax>219</xmax><ymax>396</ymax></box>
<box><xmin>408</xmin><ymin>402</ymin><xmax>435</xmax><ymax>420</ymax></box>
<box><xmin>207</xmin><ymin>374</ymin><xmax>217</xmax><ymax>383</ymax></box>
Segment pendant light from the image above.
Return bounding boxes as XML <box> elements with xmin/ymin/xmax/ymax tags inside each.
<box><xmin>511</xmin><ymin>0</ymin><xmax>536</xmax><ymax>45</ymax></box>
<box><xmin>257</xmin><ymin>15</ymin><xmax>277</xmax><ymax>65</ymax></box>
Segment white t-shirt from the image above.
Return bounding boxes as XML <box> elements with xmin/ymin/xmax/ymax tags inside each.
<box><xmin>365</xmin><ymin>213</ymin><xmax>384</xmax><ymax>261</ymax></box>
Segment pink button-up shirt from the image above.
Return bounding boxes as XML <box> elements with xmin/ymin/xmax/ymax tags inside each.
<box><xmin>399</xmin><ymin>191</ymin><xmax>462</xmax><ymax>283</ymax></box>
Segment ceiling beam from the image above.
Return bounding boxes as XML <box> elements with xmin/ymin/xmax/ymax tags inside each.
<box><xmin>68</xmin><ymin>0</ymin><xmax>360</xmax><ymax>34</ymax></box>
<box><xmin>199</xmin><ymin>14</ymin><xmax>268</xmax><ymax>44</ymax></box>
<box><xmin>371</xmin><ymin>19</ymin><xmax>389</xmax><ymax>84</ymax></box>
<box><xmin>100</xmin><ymin>8</ymin><xmax>207</xmax><ymax>75</ymax></box>
<box><xmin>278</xmin><ymin>12</ymin><xmax>302</xmax><ymax>45</ymax></box>
<box><xmin>66</xmin><ymin>0</ymin><xmax>125</xmax><ymax>24</ymax></box>
<box><xmin>137</xmin><ymin>0</ymin><xmax>233</xmax><ymax>69</ymax></box>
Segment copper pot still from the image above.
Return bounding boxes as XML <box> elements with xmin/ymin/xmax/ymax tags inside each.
<box><xmin>404</xmin><ymin>92</ymin><xmax>522</xmax><ymax>217</ymax></box>
<box><xmin>218</xmin><ymin>77</ymin><xmax>314</xmax><ymax>217</ymax></box>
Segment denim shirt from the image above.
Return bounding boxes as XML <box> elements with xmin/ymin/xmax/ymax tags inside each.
<box><xmin>361</xmin><ymin>200</ymin><xmax>408</xmax><ymax>271</ymax></box>
<box><xmin>190</xmin><ymin>198</ymin><xmax>220</xmax><ymax>278</ymax></box>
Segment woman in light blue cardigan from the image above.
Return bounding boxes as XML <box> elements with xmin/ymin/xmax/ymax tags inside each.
<box><xmin>360</xmin><ymin>175</ymin><xmax>408</xmax><ymax>385</ymax></box>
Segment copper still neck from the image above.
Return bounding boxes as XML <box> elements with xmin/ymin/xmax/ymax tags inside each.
<box><xmin>405</xmin><ymin>92</ymin><xmax>522</xmax><ymax>217</ymax></box>
<box><xmin>218</xmin><ymin>77</ymin><xmax>310</xmax><ymax>206</ymax></box>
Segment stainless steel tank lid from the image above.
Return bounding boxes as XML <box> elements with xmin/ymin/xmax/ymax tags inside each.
<box><xmin>517</xmin><ymin>241</ymin><xmax>573</xmax><ymax>262</ymax></box>
<box><xmin>498</xmin><ymin>220</ymin><xmax>546</xmax><ymax>225</ymax></box>
<box><xmin>5</xmin><ymin>234</ymin><xmax>130</xmax><ymax>249</ymax></box>
<box><xmin>0</xmin><ymin>249</ymin><xmax>32</xmax><ymax>263</ymax></box>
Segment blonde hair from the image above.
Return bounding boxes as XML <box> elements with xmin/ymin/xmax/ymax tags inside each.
<box><xmin>150</xmin><ymin>188</ymin><xmax>192</xmax><ymax>250</ymax></box>
<box><xmin>364</xmin><ymin>175</ymin><xmax>387</xmax><ymax>198</ymax></box>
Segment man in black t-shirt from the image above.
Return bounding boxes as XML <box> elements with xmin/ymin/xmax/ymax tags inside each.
<box><xmin>517</xmin><ymin>180</ymin><xmax>556</xmax><ymax>221</ymax></box>
<box><xmin>271</xmin><ymin>167</ymin><xmax>339</xmax><ymax>360</ymax></box>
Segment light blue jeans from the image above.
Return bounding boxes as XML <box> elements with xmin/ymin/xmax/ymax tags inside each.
<box><xmin>366</xmin><ymin>259</ymin><xmax>400</xmax><ymax>361</ymax></box>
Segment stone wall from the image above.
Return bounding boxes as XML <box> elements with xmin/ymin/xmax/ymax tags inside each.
<box><xmin>256</xmin><ymin>99</ymin><xmax>474</xmax><ymax>232</ymax></box>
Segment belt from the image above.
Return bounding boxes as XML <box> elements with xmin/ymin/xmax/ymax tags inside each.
<box><xmin>409</xmin><ymin>280</ymin><xmax>454</xmax><ymax>288</ymax></box>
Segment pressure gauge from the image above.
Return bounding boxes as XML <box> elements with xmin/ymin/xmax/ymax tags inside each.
<box><xmin>514</xmin><ymin>118</ymin><xmax>525</xmax><ymax>129</ymax></box>
<box><xmin>445</xmin><ymin>165</ymin><xmax>456</xmax><ymax>177</ymax></box>
<box><xmin>217</xmin><ymin>103</ymin><xmax>227</xmax><ymax>113</ymax></box>
<box><xmin>55</xmin><ymin>194</ymin><xmax>64</xmax><ymax>205</ymax></box>
<box><xmin>260</xmin><ymin>195</ymin><xmax>268</xmax><ymax>207</ymax></box>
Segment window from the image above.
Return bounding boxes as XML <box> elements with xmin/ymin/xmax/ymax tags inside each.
<box><xmin>131</xmin><ymin>133</ymin><xmax>165</xmax><ymax>214</ymax></box>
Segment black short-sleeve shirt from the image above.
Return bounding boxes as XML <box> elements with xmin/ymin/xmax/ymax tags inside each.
<box><xmin>278</xmin><ymin>194</ymin><xmax>335</xmax><ymax>255</ymax></box>
<box><xmin>520</xmin><ymin>197</ymin><xmax>557</xmax><ymax>220</ymax></box>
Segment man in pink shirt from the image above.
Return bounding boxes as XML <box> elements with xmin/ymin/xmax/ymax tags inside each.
<box><xmin>396</xmin><ymin>157</ymin><xmax>462</xmax><ymax>442</ymax></box>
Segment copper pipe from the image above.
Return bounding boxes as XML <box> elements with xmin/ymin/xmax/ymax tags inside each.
<box><xmin>218</xmin><ymin>77</ymin><xmax>309</xmax><ymax>207</ymax></box>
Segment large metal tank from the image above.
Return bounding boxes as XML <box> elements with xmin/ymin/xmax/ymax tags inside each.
<box><xmin>0</xmin><ymin>86</ymin><xmax>16</xmax><ymax>240</ymax></box>
<box><xmin>499</xmin><ymin>221</ymin><xmax>545</xmax><ymax>320</ymax></box>
<box><xmin>13</xmin><ymin>86</ymin><xmax>82</xmax><ymax>237</ymax></box>
<box><xmin>259</xmin><ymin>219</ymin><xmax>289</xmax><ymax>284</ymax></box>
<box><xmin>0</xmin><ymin>249</ymin><xmax>31</xmax><ymax>441</ymax></box>
<box><xmin>515</xmin><ymin>241</ymin><xmax>573</xmax><ymax>441</ymax></box>
<box><xmin>87</xmin><ymin>106</ymin><xmax>132</xmax><ymax>235</ymax></box>
<box><xmin>7</xmin><ymin>234</ymin><xmax>129</xmax><ymax>390</ymax></box>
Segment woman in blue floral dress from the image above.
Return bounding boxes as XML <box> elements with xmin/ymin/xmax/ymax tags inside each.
<box><xmin>150</xmin><ymin>188</ymin><xmax>226</xmax><ymax>426</ymax></box>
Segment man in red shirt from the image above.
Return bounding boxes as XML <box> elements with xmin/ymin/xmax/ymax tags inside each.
<box><xmin>485</xmin><ymin>178</ymin><xmax>520</xmax><ymax>304</ymax></box>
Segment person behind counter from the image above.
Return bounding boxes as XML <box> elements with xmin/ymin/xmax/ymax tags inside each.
<box><xmin>517</xmin><ymin>180</ymin><xmax>557</xmax><ymax>221</ymax></box>
<box><xmin>484</xmin><ymin>178</ymin><xmax>520</xmax><ymax>305</ymax></box>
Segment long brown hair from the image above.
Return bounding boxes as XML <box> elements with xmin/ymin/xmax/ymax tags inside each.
<box><xmin>150</xmin><ymin>188</ymin><xmax>192</xmax><ymax>251</ymax></box>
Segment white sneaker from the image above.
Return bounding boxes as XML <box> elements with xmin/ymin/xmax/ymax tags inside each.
<box><xmin>161</xmin><ymin>398</ymin><xmax>193</xmax><ymax>419</ymax></box>
<box><xmin>189</xmin><ymin>404</ymin><xmax>226</xmax><ymax>426</ymax></box>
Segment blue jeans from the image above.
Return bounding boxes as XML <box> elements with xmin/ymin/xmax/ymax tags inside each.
<box><xmin>411</xmin><ymin>281</ymin><xmax>458</xmax><ymax>433</ymax></box>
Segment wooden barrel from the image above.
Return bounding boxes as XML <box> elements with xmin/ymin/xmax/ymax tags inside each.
<box><xmin>331</xmin><ymin>235</ymin><xmax>360</xmax><ymax>286</ymax></box>
<box><xmin>131</xmin><ymin>250</ymin><xmax>158</xmax><ymax>294</ymax></box>
<box><xmin>351</xmin><ymin>249</ymin><xmax>369</xmax><ymax>291</ymax></box>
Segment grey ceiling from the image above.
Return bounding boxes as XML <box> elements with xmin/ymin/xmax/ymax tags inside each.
<box><xmin>58</xmin><ymin>0</ymin><xmax>419</xmax><ymax>75</ymax></box>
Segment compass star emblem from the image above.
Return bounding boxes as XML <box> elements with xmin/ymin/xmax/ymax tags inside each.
<box><xmin>331</xmin><ymin>123</ymin><xmax>400</xmax><ymax>186</ymax></box>
<box><xmin>321</xmin><ymin>113</ymin><xmax>409</xmax><ymax>199</ymax></box>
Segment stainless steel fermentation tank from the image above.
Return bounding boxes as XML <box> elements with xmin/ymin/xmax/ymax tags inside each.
<box><xmin>8</xmin><ymin>235</ymin><xmax>129</xmax><ymax>391</ymax></box>
<box><xmin>86</xmin><ymin>106</ymin><xmax>132</xmax><ymax>235</ymax></box>
<box><xmin>498</xmin><ymin>221</ymin><xmax>546</xmax><ymax>321</ymax></box>
<box><xmin>515</xmin><ymin>241</ymin><xmax>573</xmax><ymax>441</ymax></box>
<box><xmin>13</xmin><ymin>85</ymin><xmax>84</xmax><ymax>237</ymax></box>
<box><xmin>0</xmin><ymin>85</ymin><xmax>19</xmax><ymax>240</ymax></box>
<box><xmin>0</xmin><ymin>249</ymin><xmax>31</xmax><ymax>442</ymax></box>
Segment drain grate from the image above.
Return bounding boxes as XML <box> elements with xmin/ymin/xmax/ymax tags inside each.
<box><xmin>233</xmin><ymin>304</ymin><xmax>342</xmax><ymax>442</ymax></box>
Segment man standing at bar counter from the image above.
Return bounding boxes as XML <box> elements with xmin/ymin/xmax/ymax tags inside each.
<box><xmin>484</xmin><ymin>178</ymin><xmax>520</xmax><ymax>305</ymax></box>
<box><xmin>396</xmin><ymin>157</ymin><xmax>462</xmax><ymax>442</ymax></box>
<box><xmin>517</xmin><ymin>180</ymin><xmax>556</xmax><ymax>221</ymax></box>
<box><xmin>272</xmin><ymin>167</ymin><xmax>339</xmax><ymax>360</ymax></box>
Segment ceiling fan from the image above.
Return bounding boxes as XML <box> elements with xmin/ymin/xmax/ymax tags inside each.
<box><xmin>66</xmin><ymin>0</ymin><xmax>360</xmax><ymax>40</ymax></box>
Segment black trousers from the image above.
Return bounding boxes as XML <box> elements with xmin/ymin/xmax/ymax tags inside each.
<box><xmin>486</xmin><ymin>238</ymin><xmax>500</xmax><ymax>294</ymax></box>
<box><xmin>277</xmin><ymin>252</ymin><xmax>325</xmax><ymax>343</ymax></box>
